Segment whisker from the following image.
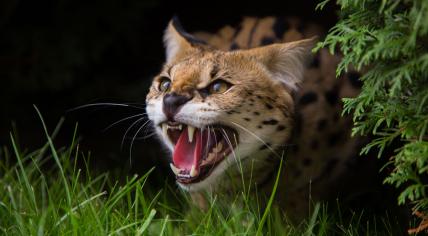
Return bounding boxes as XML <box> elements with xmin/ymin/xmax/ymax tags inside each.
<box><xmin>133</xmin><ymin>131</ymin><xmax>157</xmax><ymax>140</ymax></box>
<box><xmin>68</xmin><ymin>102</ymin><xmax>145</xmax><ymax>112</ymax></box>
<box><xmin>230</xmin><ymin>121</ymin><xmax>281</xmax><ymax>159</ymax></box>
<box><xmin>121</xmin><ymin>119</ymin><xmax>154</xmax><ymax>140</ymax></box>
<box><xmin>128</xmin><ymin>120</ymin><xmax>150</xmax><ymax>164</ymax></box>
<box><xmin>206</xmin><ymin>125</ymin><xmax>212</xmax><ymax>156</ymax></box>
<box><xmin>121</xmin><ymin>117</ymin><xmax>146</xmax><ymax>149</ymax></box>
<box><xmin>204</xmin><ymin>126</ymin><xmax>218</xmax><ymax>175</ymax></box>
<box><xmin>141</xmin><ymin>120</ymin><xmax>155</xmax><ymax>138</ymax></box>
<box><xmin>103</xmin><ymin>113</ymin><xmax>146</xmax><ymax>132</ymax></box>
<box><xmin>212</xmin><ymin>126</ymin><xmax>218</xmax><ymax>149</ymax></box>
<box><xmin>123</xmin><ymin>102</ymin><xmax>148</xmax><ymax>106</ymax></box>
<box><xmin>220</xmin><ymin>128</ymin><xmax>238</xmax><ymax>163</ymax></box>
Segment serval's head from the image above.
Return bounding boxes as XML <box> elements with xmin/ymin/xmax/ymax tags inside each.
<box><xmin>146</xmin><ymin>18</ymin><xmax>314</xmax><ymax>192</ymax></box>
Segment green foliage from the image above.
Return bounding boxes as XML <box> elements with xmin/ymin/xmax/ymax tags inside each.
<box><xmin>316</xmin><ymin>0</ymin><xmax>428</xmax><ymax>213</ymax></box>
<box><xmin>0</xmin><ymin>115</ymin><xmax>403</xmax><ymax>234</ymax></box>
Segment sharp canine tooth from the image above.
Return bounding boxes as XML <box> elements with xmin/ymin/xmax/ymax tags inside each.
<box><xmin>188</xmin><ymin>126</ymin><xmax>195</xmax><ymax>143</ymax></box>
<box><xmin>162</xmin><ymin>123</ymin><xmax>168</xmax><ymax>137</ymax></box>
<box><xmin>178</xmin><ymin>124</ymin><xmax>183</xmax><ymax>130</ymax></box>
<box><xmin>170</xmin><ymin>163</ymin><xmax>181</xmax><ymax>175</ymax></box>
<box><xmin>190</xmin><ymin>165</ymin><xmax>197</xmax><ymax>177</ymax></box>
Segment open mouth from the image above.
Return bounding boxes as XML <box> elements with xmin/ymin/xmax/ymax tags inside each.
<box><xmin>160</xmin><ymin>122</ymin><xmax>239</xmax><ymax>184</ymax></box>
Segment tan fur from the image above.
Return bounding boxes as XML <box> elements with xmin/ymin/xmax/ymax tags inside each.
<box><xmin>146</xmin><ymin>17</ymin><xmax>366</xmax><ymax>220</ymax></box>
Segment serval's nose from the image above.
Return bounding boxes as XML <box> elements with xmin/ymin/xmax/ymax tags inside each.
<box><xmin>162</xmin><ymin>92</ymin><xmax>192</xmax><ymax>121</ymax></box>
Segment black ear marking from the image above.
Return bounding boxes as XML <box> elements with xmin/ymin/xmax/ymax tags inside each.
<box><xmin>171</xmin><ymin>16</ymin><xmax>207</xmax><ymax>46</ymax></box>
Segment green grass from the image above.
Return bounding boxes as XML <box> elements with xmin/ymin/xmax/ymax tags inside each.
<box><xmin>0</xmin><ymin>111</ymin><xmax>408</xmax><ymax>235</ymax></box>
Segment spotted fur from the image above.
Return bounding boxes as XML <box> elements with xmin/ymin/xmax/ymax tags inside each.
<box><xmin>146</xmin><ymin>17</ymin><xmax>366</xmax><ymax>219</ymax></box>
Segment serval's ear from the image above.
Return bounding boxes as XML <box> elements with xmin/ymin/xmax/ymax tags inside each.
<box><xmin>164</xmin><ymin>16</ymin><xmax>207</xmax><ymax>63</ymax></box>
<box><xmin>240</xmin><ymin>37</ymin><xmax>317</xmax><ymax>91</ymax></box>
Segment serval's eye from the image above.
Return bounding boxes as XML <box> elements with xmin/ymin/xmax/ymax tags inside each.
<box><xmin>158</xmin><ymin>77</ymin><xmax>171</xmax><ymax>92</ymax></box>
<box><xmin>209</xmin><ymin>80</ymin><xmax>231</xmax><ymax>94</ymax></box>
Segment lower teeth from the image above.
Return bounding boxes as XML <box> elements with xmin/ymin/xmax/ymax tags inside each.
<box><xmin>190</xmin><ymin>165</ymin><xmax>198</xmax><ymax>177</ymax></box>
<box><xmin>170</xmin><ymin>163</ymin><xmax>181</xmax><ymax>175</ymax></box>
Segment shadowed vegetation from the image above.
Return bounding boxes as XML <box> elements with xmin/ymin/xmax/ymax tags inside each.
<box><xmin>0</xmin><ymin>113</ymin><xmax>408</xmax><ymax>235</ymax></box>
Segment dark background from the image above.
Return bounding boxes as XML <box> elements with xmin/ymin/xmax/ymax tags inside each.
<box><xmin>0</xmin><ymin>0</ymin><xmax>338</xmax><ymax>177</ymax></box>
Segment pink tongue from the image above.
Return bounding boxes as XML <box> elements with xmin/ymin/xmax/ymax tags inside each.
<box><xmin>173</xmin><ymin>128</ymin><xmax>203</xmax><ymax>170</ymax></box>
